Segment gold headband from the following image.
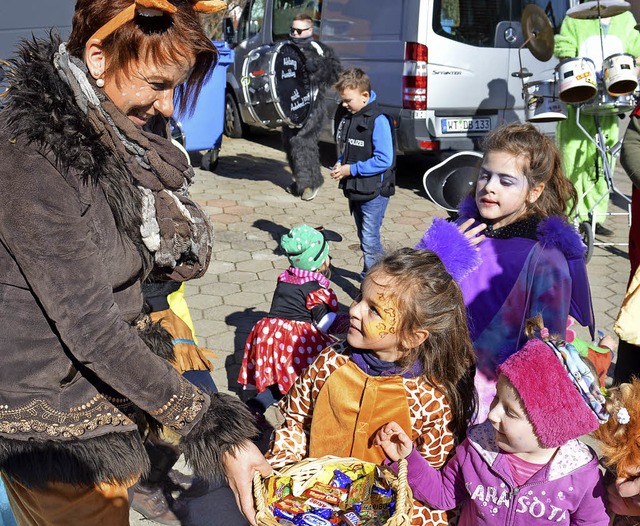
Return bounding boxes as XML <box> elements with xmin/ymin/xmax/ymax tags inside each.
<box><xmin>90</xmin><ymin>0</ymin><xmax>227</xmax><ymax>42</ymax></box>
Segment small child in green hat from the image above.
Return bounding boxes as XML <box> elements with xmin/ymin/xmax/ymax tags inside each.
<box><xmin>238</xmin><ymin>224</ymin><xmax>340</xmax><ymax>418</ymax></box>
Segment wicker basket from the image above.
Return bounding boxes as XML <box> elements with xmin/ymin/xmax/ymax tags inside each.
<box><xmin>253</xmin><ymin>455</ymin><xmax>413</xmax><ymax>526</ymax></box>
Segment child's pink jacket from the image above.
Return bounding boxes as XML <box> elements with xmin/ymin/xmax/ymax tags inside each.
<box><xmin>393</xmin><ymin>420</ymin><xmax>608</xmax><ymax>525</ymax></box>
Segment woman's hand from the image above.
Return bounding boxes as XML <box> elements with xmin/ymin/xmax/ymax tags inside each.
<box><xmin>372</xmin><ymin>421</ymin><xmax>413</xmax><ymax>462</ymax></box>
<box><xmin>223</xmin><ymin>441</ymin><xmax>273</xmax><ymax>526</ymax></box>
<box><xmin>457</xmin><ymin>218</ymin><xmax>487</xmax><ymax>247</ymax></box>
<box><xmin>606</xmin><ymin>475</ymin><xmax>640</xmax><ymax>516</ymax></box>
<box><xmin>330</xmin><ymin>163</ymin><xmax>350</xmax><ymax>181</ymax></box>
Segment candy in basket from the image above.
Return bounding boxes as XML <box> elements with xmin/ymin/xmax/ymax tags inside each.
<box><xmin>253</xmin><ymin>455</ymin><xmax>412</xmax><ymax>526</ymax></box>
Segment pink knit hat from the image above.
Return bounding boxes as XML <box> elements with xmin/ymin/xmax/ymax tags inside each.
<box><xmin>497</xmin><ymin>338</ymin><xmax>600</xmax><ymax>448</ymax></box>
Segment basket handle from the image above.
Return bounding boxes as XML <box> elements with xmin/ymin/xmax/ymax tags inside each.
<box><xmin>395</xmin><ymin>458</ymin><xmax>409</xmax><ymax>515</ymax></box>
<box><xmin>253</xmin><ymin>471</ymin><xmax>268</xmax><ymax>514</ymax></box>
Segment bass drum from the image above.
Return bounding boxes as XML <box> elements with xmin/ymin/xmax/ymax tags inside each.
<box><xmin>241</xmin><ymin>41</ymin><xmax>313</xmax><ymax>129</ymax></box>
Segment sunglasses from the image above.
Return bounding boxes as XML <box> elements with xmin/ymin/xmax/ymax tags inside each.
<box><xmin>290</xmin><ymin>26</ymin><xmax>312</xmax><ymax>35</ymax></box>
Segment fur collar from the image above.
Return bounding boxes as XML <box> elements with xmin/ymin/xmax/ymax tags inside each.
<box><xmin>3</xmin><ymin>35</ymin><xmax>109</xmax><ymax>184</ymax></box>
<box><xmin>3</xmin><ymin>35</ymin><xmax>151</xmax><ymax>269</ymax></box>
<box><xmin>458</xmin><ymin>196</ymin><xmax>586</xmax><ymax>261</ymax></box>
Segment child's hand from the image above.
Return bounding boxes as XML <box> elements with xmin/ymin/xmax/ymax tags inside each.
<box><xmin>330</xmin><ymin>163</ymin><xmax>350</xmax><ymax>181</ymax></box>
<box><xmin>373</xmin><ymin>421</ymin><xmax>413</xmax><ymax>462</ymax></box>
<box><xmin>458</xmin><ymin>218</ymin><xmax>487</xmax><ymax>247</ymax></box>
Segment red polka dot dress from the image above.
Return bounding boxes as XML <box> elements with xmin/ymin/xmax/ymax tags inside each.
<box><xmin>238</xmin><ymin>267</ymin><xmax>340</xmax><ymax>394</ymax></box>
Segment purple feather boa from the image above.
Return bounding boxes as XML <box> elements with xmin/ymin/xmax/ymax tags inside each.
<box><xmin>415</xmin><ymin>217</ymin><xmax>480</xmax><ymax>283</ymax></box>
<box><xmin>537</xmin><ymin>216</ymin><xmax>586</xmax><ymax>260</ymax></box>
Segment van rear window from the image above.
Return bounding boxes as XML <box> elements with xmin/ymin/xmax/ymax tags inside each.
<box><xmin>433</xmin><ymin>0</ymin><xmax>568</xmax><ymax>48</ymax></box>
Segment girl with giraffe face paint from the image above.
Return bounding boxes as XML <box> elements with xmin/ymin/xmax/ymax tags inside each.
<box><xmin>348</xmin><ymin>274</ymin><xmax>402</xmax><ymax>362</ymax></box>
<box><xmin>267</xmin><ymin>248</ymin><xmax>477</xmax><ymax>524</ymax></box>
<box><xmin>344</xmin><ymin>248</ymin><xmax>477</xmax><ymax>444</ymax></box>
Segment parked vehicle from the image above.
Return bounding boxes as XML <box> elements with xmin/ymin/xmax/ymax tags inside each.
<box><xmin>1</xmin><ymin>1</ymin><xmax>75</xmax><ymax>110</ymax></box>
<box><xmin>223</xmin><ymin>0</ymin><xmax>574</xmax><ymax>157</ymax></box>
<box><xmin>0</xmin><ymin>1</ymin><xmax>74</xmax><ymax>62</ymax></box>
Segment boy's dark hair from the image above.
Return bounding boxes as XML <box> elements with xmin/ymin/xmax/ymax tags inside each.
<box><xmin>367</xmin><ymin>248</ymin><xmax>477</xmax><ymax>444</ymax></box>
<box><xmin>334</xmin><ymin>67</ymin><xmax>371</xmax><ymax>94</ymax></box>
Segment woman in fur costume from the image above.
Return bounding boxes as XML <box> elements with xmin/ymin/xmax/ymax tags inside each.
<box><xmin>417</xmin><ymin>123</ymin><xmax>595</xmax><ymax>421</ymax></box>
<box><xmin>0</xmin><ymin>0</ymin><xmax>271</xmax><ymax>524</ymax></box>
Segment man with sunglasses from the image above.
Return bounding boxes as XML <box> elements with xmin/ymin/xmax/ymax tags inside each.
<box><xmin>282</xmin><ymin>13</ymin><xmax>341</xmax><ymax>201</ymax></box>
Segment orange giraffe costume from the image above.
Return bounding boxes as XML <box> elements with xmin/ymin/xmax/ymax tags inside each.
<box><xmin>267</xmin><ymin>341</ymin><xmax>454</xmax><ymax>525</ymax></box>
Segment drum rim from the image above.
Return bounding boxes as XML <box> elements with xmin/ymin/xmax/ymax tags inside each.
<box><xmin>604</xmin><ymin>52</ymin><xmax>636</xmax><ymax>61</ymax></box>
<box><xmin>556</xmin><ymin>56</ymin><xmax>596</xmax><ymax>69</ymax></box>
<box><xmin>241</xmin><ymin>44</ymin><xmax>277</xmax><ymax>127</ymax></box>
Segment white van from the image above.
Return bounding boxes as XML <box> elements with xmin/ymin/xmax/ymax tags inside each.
<box><xmin>0</xmin><ymin>1</ymin><xmax>74</xmax><ymax>61</ymax></box>
<box><xmin>223</xmin><ymin>0</ymin><xmax>574</xmax><ymax>156</ymax></box>
<box><xmin>1</xmin><ymin>1</ymin><xmax>75</xmax><ymax>102</ymax></box>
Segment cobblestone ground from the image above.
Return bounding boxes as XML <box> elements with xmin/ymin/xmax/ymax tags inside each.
<box><xmin>131</xmin><ymin>129</ymin><xmax>634</xmax><ymax>524</ymax></box>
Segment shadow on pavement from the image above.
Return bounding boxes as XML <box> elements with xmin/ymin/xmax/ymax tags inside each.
<box><xmin>224</xmin><ymin>307</ymin><xmax>267</xmax><ymax>397</ymax></box>
<box><xmin>211</xmin><ymin>130</ymin><xmax>441</xmax><ymax>204</ymax></box>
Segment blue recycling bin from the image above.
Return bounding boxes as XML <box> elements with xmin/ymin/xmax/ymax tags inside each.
<box><xmin>176</xmin><ymin>41</ymin><xmax>234</xmax><ymax>171</ymax></box>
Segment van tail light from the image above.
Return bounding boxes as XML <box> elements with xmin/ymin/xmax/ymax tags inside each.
<box><xmin>403</xmin><ymin>42</ymin><xmax>427</xmax><ymax>110</ymax></box>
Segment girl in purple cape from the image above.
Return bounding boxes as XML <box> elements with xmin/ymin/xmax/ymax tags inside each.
<box><xmin>417</xmin><ymin>123</ymin><xmax>594</xmax><ymax>421</ymax></box>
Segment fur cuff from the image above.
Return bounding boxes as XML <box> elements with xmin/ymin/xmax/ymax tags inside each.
<box><xmin>416</xmin><ymin>217</ymin><xmax>480</xmax><ymax>282</ymax></box>
<box><xmin>180</xmin><ymin>392</ymin><xmax>259</xmax><ymax>481</ymax></box>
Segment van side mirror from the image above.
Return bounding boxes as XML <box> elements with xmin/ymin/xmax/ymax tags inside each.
<box><xmin>223</xmin><ymin>17</ymin><xmax>235</xmax><ymax>44</ymax></box>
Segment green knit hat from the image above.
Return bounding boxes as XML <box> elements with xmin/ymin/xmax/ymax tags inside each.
<box><xmin>280</xmin><ymin>224</ymin><xmax>329</xmax><ymax>271</ymax></box>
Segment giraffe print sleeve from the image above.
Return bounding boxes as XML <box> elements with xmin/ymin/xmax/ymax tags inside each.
<box><xmin>407</xmin><ymin>379</ymin><xmax>455</xmax><ymax>470</ymax></box>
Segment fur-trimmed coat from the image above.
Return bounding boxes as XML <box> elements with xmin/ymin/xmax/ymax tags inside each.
<box><xmin>0</xmin><ymin>36</ymin><xmax>256</xmax><ymax>487</ymax></box>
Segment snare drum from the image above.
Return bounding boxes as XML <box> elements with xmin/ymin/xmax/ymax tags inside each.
<box><xmin>581</xmin><ymin>84</ymin><xmax>637</xmax><ymax>116</ymax></box>
<box><xmin>555</xmin><ymin>57</ymin><xmax>597</xmax><ymax>104</ymax></box>
<box><xmin>241</xmin><ymin>41</ymin><xmax>313</xmax><ymax>129</ymax></box>
<box><xmin>523</xmin><ymin>80</ymin><xmax>567</xmax><ymax>122</ymax></box>
<box><xmin>603</xmin><ymin>53</ymin><xmax>638</xmax><ymax>96</ymax></box>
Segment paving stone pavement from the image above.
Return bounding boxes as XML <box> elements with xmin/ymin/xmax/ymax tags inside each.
<box><xmin>130</xmin><ymin>129</ymin><xmax>634</xmax><ymax>524</ymax></box>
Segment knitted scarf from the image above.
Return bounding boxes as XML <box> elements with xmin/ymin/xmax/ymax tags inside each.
<box><xmin>53</xmin><ymin>43</ymin><xmax>212</xmax><ymax>281</ymax></box>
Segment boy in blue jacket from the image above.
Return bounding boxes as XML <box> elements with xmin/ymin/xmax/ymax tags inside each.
<box><xmin>331</xmin><ymin>68</ymin><xmax>395</xmax><ymax>278</ymax></box>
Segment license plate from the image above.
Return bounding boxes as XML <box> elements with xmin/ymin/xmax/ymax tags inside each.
<box><xmin>441</xmin><ymin>117</ymin><xmax>491</xmax><ymax>133</ymax></box>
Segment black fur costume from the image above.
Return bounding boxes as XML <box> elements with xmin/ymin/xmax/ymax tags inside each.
<box><xmin>282</xmin><ymin>38</ymin><xmax>341</xmax><ymax>194</ymax></box>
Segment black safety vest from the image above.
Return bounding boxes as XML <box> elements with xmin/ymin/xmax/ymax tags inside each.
<box><xmin>336</xmin><ymin>102</ymin><xmax>396</xmax><ymax>202</ymax></box>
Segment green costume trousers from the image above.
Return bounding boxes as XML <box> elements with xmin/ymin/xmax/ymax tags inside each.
<box><xmin>556</xmin><ymin>105</ymin><xmax>618</xmax><ymax>223</ymax></box>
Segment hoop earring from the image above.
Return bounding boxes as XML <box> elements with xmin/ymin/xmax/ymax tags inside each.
<box><xmin>96</xmin><ymin>78</ymin><xmax>105</xmax><ymax>88</ymax></box>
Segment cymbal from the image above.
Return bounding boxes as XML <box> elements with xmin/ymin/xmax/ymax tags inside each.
<box><xmin>567</xmin><ymin>0</ymin><xmax>630</xmax><ymax>20</ymax></box>
<box><xmin>521</xmin><ymin>4</ymin><xmax>554</xmax><ymax>62</ymax></box>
